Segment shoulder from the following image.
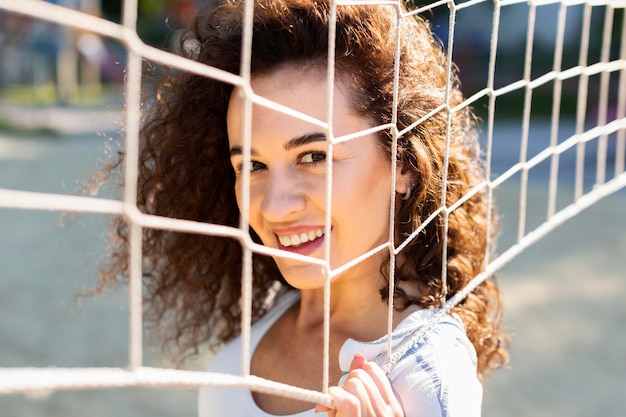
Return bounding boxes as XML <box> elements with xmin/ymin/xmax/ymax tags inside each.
<box><xmin>387</xmin><ymin>311</ymin><xmax>483</xmax><ymax>417</ymax></box>
<box><xmin>199</xmin><ymin>291</ymin><xmax>302</xmax><ymax>416</ymax></box>
<box><xmin>206</xmin><ymin>290</ymin><xmax>300</xmax><ymax>374</ymax></box>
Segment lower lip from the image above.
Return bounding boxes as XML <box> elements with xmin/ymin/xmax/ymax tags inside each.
<box><xmin>278</xmin><ymin>235</ymin><xmax>325</xmax><ymax>256</ymax></box>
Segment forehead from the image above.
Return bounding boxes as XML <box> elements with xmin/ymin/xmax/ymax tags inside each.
<box><xmin>250</xmin><ymin>67</ymin><xmax>331</xmax><ymax>109</ymax></box>
<box><xmin>226</xmin><ymin>67</ymin><xmax>370</xmax><ymax>146</ymax></box>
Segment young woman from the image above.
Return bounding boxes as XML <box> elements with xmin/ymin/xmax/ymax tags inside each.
<box><xmin>100</xmin><ymin>1</ymin><xmax>508</xmax><ymax>416</ymax></box>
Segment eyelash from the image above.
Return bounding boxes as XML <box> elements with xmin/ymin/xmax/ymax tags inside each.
<box><xmin>234</xmin><ymin>151</ymin><xmax>327</xmax><ymax>174</ymax></box>
<box><xmin>234</xmin><ymin>160</ymin><xmax>266</xmax><ymax>174</ymax></box>
<box><xmin>298</xmin><ymin>150</ymin><xmax>326</xmax><ymax>165</ymax></box>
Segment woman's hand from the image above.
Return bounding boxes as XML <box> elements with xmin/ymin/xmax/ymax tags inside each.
<box><xmin>315</xmin><ymin>353</ymin><xmax>404</xmax><ymax>417</ymax></box>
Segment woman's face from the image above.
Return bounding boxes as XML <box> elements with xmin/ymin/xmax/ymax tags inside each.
<box><xmin>227</xmin><ymin>68</ymin><xmax>403</xmax><ymax>289</ymax></box>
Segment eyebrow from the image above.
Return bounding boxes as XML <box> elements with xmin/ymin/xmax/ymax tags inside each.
<box><xmin>229</xmin><ymin>132</ymin><xmax>327</xmax><ymax>157</ymax></box>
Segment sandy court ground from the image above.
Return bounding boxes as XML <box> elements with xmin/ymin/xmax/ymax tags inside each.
<box><xmin>483</xmin><ymin>184</ymin><xmax>626</xmax><ymax>416</ymax></box>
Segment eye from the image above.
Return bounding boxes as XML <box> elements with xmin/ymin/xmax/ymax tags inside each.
<box><xmin>299</xmin><ymin>151</ymin><xmax>326</xmax><ymax>165</ymax></box>
<box><xmin>250</xmin><ymin>160</ymin><xmax>267</xmax><ymax>172</ymax></box>
<box><xmin>234</xmin><ymin>160</ymin><xmax>267</xmax><ymax>174</ymax></box>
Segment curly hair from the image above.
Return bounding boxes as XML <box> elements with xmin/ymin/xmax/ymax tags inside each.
<box><xmin>100</xmin><ymin>0</ymin><xmax>508</xmax><ymax>379</ymax></box>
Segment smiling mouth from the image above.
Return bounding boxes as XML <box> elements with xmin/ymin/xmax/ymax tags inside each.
<box><xmin>277</xmin><ymin>228</ymin><xmax>324</xmax><ymax>248</ymax></box>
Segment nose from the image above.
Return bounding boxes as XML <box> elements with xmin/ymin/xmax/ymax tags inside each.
<box><xmin>259</xmin><ymin>169</ymin><xmax>306</xmax><ymax>223</ymax></box>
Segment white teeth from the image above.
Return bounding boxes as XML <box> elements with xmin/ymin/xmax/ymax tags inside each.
<box><xmin>278</xmin><ymin>228</ymin><xmax>325</xmax><ymax>247</ymax></box>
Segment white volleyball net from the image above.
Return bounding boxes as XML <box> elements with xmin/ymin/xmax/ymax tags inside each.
<box><xmin>0</xmin><ymin>0</ymin><xmax>624</xmax><ymax>414</ymax></box>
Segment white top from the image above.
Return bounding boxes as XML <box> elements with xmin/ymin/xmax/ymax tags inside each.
<box><xmin>198</xmin><ymin>292</ymin><xmax>482</xmax><ymax>417</ymax></box>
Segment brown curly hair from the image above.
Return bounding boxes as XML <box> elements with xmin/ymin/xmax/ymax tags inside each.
<box><xmin>100</xmin><ymin>0</ymin><xmax>508</xmax><ymax>379</ymax></box>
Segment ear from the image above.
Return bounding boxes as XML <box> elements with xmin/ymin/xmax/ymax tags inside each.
<box><xmin>395</xmin><ymin>164</ymin><xmax>415</xmax><ymax>197</ymax></box>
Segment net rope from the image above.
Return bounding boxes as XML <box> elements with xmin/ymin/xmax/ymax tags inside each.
<box><xmin>0</xmin><ymin>0</ymin><xmax>625</xmax><ymax>410</ymax></box>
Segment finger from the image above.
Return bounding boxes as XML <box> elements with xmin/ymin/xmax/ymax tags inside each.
<box><xmin>345</xmin><ymin>356</ymin><xmax>394</xmax><ymax>405</ymax></box>
<box><xmin>358</xmin><ymin>360</ymin><xmax>397</xmax><ymax>405</ymax></box>
<box><xmin>327</xmin><ymin>385</ymin><xmax>362</xmax><ymax>417</ymax></box>
<box><xmin>315</xmin><ymin>403</ymin><xmax>332</xmax><ymax>414</ymax></box>
<box><xmin>344</xmin><ymin>363</ymin><xmax>403</xmax><ymax>416</ymax></box>
<box><xmin>339</xmin><ymin>375</ymin><xmax>376</xmax><ymax>416</ymax></box>
<box><xmin>315</xmin><ymin>404</ymin><xmax>337</xmax><ymax>417</ymax></box>
<box><xmin>349</xmin><ymin>352</ymin><xmax>367</xmax><ymax>371</ymax></box>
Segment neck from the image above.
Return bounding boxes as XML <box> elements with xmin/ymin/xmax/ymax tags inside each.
<box><xmin>294</xmin><ymin>270</ymin><xmax>393</xmax><ymax>341</ymax></box>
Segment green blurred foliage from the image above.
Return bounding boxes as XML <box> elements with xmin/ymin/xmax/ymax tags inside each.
<box><xmin>100</xmin><ymin>0</ymin><xmax>200</xmax><ymax>46</ymax></box>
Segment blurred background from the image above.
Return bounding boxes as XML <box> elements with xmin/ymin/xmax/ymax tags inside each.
<box><xmin>0</xmin><ymin>1</ymin><xmax>624</xmax><ymax>416</ymax></box>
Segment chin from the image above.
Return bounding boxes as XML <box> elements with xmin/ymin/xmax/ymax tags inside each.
<box><xmin>278</xmin><ymin>263</ymin><xmax>328</xmax><ymax>290</ymax></box>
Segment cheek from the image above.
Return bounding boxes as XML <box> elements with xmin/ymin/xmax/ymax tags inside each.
<box><xmin>236</xmin><ymin>181</ymin><xmax>266</xmax><ymax>226</ymax></box>
<box><xmin>332</xmin><ymin>166</ymin><xmax>392</xmax><ymax>221</ymax></box>
<box><xmin>233</xmin><ymin>181</ymin><xmax>255</xmax><ymax>227</ymax></box>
